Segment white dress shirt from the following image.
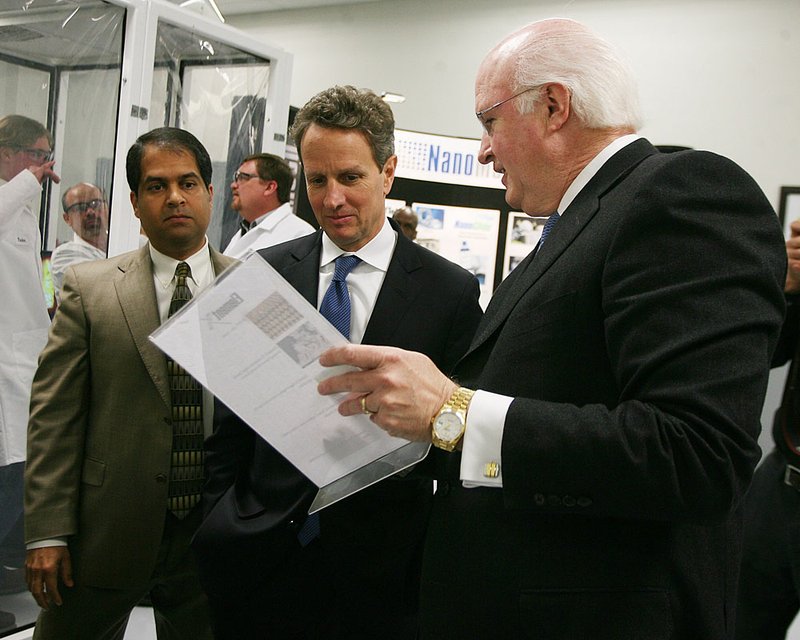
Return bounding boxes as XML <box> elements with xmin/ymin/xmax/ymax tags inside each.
<box><xmin>223</xmin><ymin>202</ymin><xmax>315</xmax><ymax>259</ymax></box>
<box><xmin>317</xmin><ymin>217</ymin><xmax>397</xmax><ymax>344</ymax></box>
<box><xmin>460</xmin><ymin>134</ymin><xmax>642</xmax><ymax>488</ymax></box>
<box><xmin>51</xmin><ymin>234</ymin><xmax>106</xmax><ymax>303</ymax></box>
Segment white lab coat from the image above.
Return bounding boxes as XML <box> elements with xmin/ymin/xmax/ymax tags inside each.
<box><xmin>223</xmin><ymin>202</ymin><xmax>314</xmax><ymax>259</ymax></box>
<box><xmin>0</xmin><ymin>170</ymin><xmax>50</xmax><ymax>465</ymax></box>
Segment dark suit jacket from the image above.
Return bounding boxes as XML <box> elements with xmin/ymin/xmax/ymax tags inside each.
<box><xmin>419</xmin><ymin>139</ymin><xmax>787</xmax><ymax>640</ymax></box>
<box><xmin>25</xmin><ymin>245</ymin><xmax>234</xmax><ymax>588</ymax></box>
<box><xmin>194</xmin><ymin>225</ymin><xmax>483</xmax><ymax>631</ymax></box>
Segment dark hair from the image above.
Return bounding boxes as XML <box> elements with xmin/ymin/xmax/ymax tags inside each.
<box><xmin>241</xmin><ymin>152</ymin><xmax>293</xmax><ymax>203</ymax></box>
<box><xmin>0</xmin><ymin>115</ymin><xmax>53</xmax><ymax>150</ymax></box>
<box><xmin>290</xmin><ymin>85</ymin><xmax>394</xmax><ymax>168</ymax></box>
<box><xmin>126</xmin><ymin>127</ymin><xmax>212</xmax><ymax>193</ymax></box>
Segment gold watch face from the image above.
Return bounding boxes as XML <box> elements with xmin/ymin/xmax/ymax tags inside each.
<box><xmin>434</xmin><ymin>411</ymin><xmax>463</xmax><ymax>442</ymax></box>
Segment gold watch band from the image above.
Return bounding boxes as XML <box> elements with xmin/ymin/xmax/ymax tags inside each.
<box><xmin>446</xmin><ymin>387</ymin><xmax>475</xmax><ymax>417</ymax></box>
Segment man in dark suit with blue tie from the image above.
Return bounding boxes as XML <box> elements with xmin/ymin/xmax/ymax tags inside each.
<box><xmin>316</xmin><ymin>19</ymin><xmax>787</xmax><ymax>640</ymax></box>
<box><xmin>193</xmin><ymin>85</ymin><xmax>483</xmax><ymax>639</ymax></box>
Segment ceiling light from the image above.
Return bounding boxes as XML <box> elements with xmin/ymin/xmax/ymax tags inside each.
<box><xmin>381</xmin><ymin>91</ymin><xmax>406</xmax><ymax>104</ymax></box>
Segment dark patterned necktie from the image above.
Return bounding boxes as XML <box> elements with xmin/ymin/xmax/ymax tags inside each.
<box><xmin>166</xmin><ymin>261</ymin><xmax>204</xmax><ymax>518</ymax></box>
<box><xmin>296</xmin><ymin>254</ymin><xmax>361</xmax><ymax>546</ymax></box>
<box><xmin>537</xmin><ymin>212</ymin><xmax>561</xmax><ymax>251</ymax></box>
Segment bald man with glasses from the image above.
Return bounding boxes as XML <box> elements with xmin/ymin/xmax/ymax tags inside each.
<box><xmin>50</xmin><ymin>182</ymin><xmax>109</xmax><ymax>304</ymax></box>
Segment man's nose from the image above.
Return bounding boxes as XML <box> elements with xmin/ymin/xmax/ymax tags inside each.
<box><xmin>477</xmin><ymin>132</ymin><xmax>493</xmax><ymax>165</ymax></box>
<box><xmin>165</xmin><ymin>184</ymin><xmax>185</xmax><ymax>204</ymax></box>
<box><xmin>322</xmin><ymin>182</ymin><xmax>345</xmax><ymax>209</ymax></box>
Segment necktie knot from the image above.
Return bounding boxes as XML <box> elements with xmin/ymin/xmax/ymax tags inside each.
<box><xmin>332</xmin><ymin>255</ymin><xmax>361</xmax><ymax>282</ymax></box>
<box><xmin>174</xmin><ymin>261</ymin><xmax>191</xmax><ymax>283</ymax></box>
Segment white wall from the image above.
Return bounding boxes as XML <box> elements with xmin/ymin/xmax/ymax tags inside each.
<box><xmin>228</xmin><ymin>0</ymin><xmax>800</xmax><ymax>211</ymax></box>
<box><xmin>230</xmin><ymin>0</ymin><xmax>800</xmax><ymax>451</ymax></box>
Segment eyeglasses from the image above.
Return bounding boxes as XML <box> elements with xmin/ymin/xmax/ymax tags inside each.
<box><xmin>65</xmin><ymin>199</ymin><xmax>105</xmax><ymax>215</ymax></box>
<box><xmin>14</xmin><ymin>146</ymin><xmax>53</xmax><ymax>163</ymax></box>
<box><xmin>476</xmin><ymin>87</ymin><xmax>540</xmax><ymax>131</ymax></box>
<box><xmin>232</xmin><ymin>171</ymin><xmax>258</xmax><ymax>184</ymax></box>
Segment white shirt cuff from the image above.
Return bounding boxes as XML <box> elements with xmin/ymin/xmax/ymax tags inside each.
<box><xmin>27</xmin><ymin>538</ymin><xmax>67</xmax><ymax>550</ymax></box>
<box><xmin>460</xmin><ymin>390</ymin><xmax>513</xmax><ymax>488</ymax></box>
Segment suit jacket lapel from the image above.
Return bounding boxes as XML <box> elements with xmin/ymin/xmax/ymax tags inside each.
<box><xmin>362</xmin><ymin>232</ymin><xmax>422</xmax><ymax>345</ymax></box>
<box><xmin>467</xmin><ymin>138</ymin><xmax>658</xmax><ymax>355</ymax></box>
<box><xmin>274</xmin><ymin>230</ymin><xmax>324</xmax><ymax>306</ymax></box>
<box><xmin>115</xmin><ymin>245</ymin><xmax>236</xmax><ymax>409</ymax></box>
<box><xmin>210</xmin><ymin>245</ymin><xmax>236</xmax><ymax>278</ymax></box>
<box><xmin>115</xmin><ymin>245</ymin><xmax>170</xmax><ymax>407</ymax></box>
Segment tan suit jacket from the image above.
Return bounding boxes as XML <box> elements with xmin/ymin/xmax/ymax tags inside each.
<box><xmin>25</xmin><ymin>244</ymin><xmax>235</xmax><ymax>589</ymax></box>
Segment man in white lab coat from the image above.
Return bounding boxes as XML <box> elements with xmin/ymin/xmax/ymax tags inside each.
<box><xmin>0</xmin><ymin>115</ymin><xmax>59</xmax><ymax>621</ymax></box>
<box><xmin>223</xmin><ymin>153</ymin><xmax>313</xmax><ymax>258</ymax></box>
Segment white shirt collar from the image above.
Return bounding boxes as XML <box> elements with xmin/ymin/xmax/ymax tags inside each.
<box><xmin>149</xmin><ymin>238</ymin><xmax>213</xmax><ymax>289</ymax></box>
<box><xmin>320</xmin><ymin>216</ymin><xmax>397</xmax><ymax>273</ymax></box>
<box><xmin>558</xmin><ymin>134</ymin><xmax>641</xmax><ymax>214</ymax></box>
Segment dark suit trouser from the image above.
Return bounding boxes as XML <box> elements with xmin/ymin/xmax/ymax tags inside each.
<box><xmin>33</xmin><ymin>509</ymin><xmax>212</xmax><ymax>640</ymax></box>
<box><xmin>207</xmin><ymin>534</ymin><xmax>419</xmax><ymax>640</ymax></box>
<box><xmin>736</xmin><ymin>450</ymin><xmax>800</xmax><ymax>639</ymax></box>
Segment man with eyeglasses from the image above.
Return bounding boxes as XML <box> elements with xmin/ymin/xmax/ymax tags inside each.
<box><xmin>223</xmin><ymin>153</ymin><xmax>313</xmax><ymax>258</ymax></box>
<box><xmin>0</xmin><ymin>114</ymin><xmax>59</xmax><ymax>628</ymax></box>
<box><xmin>50</xmin><ymin>182</ymin><xmax>109</xmax><ymax>304</ymax></box>
<box><xmin>313</xmin><ymin>19</ymin><xmax>787</xmax><ymax>639</ymax></box>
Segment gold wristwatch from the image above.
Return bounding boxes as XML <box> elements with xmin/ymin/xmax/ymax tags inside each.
<box><xmin>431</xmin><ymin>387</ymin><xmax>475</xmax><ymax>451</ymax></box>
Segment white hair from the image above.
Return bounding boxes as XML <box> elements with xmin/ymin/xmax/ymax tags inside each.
<box><xmin>512</xmin><ymin>19</ymin><xmax>643</xmax><ymax>130</ymax></box>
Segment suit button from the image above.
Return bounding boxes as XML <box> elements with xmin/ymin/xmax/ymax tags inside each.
<box><xmin>155</xmin><ymin>473</ymin><xmax>167</xmax><ymax>483</ymax></box>
<box><xmin>562</xmin><ymin>495</ymin><xmax>576</xmax><ymax>507</ymax></box>
<box><xmin>577</xmin><ymin>496</ymin><xmax>593</xmax><ymax>507</ymax></box>
<box><xmin>547</xmin><ymin>494</ymin><xmax>561</xmax><ymax>507</ymax></box>
<box><xmin>534</xmin><ymin>493</ymin><xmax>545</xmax><ymax>506</ymax></box>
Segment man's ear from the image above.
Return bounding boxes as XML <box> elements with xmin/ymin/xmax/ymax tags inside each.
<box><xmin>542</xmin><ymin>83</ymin><xmax>571</xmax><ymax>130</ymax></box>
<box><xmin>130</xmin><ymin>191</ymin><xmax>140</xmax><ymax>219</ymax></box>
<box><xmin>382</xmin><ymin>155</ymin><xmax>397</xmax><ymax>195</ymax></box>
<box><xmin>262</xmin><ymin>180</ymin><xmax>278</xmax><ymax>198</ymax></box>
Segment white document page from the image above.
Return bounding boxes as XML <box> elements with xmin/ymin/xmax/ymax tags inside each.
<box><xmin>149</xmin><ymin>252</ymin><xmax>414</xmax><ymax>489</ymax></box>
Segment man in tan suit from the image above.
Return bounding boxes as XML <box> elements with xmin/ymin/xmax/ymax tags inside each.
<box><xmin>24</xmin><ymin>127</ymin><xmax>234</xmax><ymax>639</ymax></box>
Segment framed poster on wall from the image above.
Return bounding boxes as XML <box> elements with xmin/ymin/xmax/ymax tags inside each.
<box><xmin>412</xmin><ymin>202</ymin><xmax>500</xmax><ymax>308</ymax></box>
<box><xmin>503</xmin><ymin>213</ymin><xmax>548</xmax><ymax>279</ymax></box>
<box><xmin>779</xmin><ymin>186</ymin><xmax>800</xmax><ymax>239</ymax></box>
<box><xmin>384</xmin><ymin>198</ymin><xmax>407</xmax><ymax>216</ymax></box>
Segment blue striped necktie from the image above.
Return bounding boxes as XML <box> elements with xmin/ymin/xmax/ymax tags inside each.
<box><xmin>319</xmin><ymin>255</ymin><xmax>362</xmax><ymax>338</ymax></box>
<box><xmin>297</xmin><ymin>254</ymin><xmax>361</xmax><ymax>546</ymax></box>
